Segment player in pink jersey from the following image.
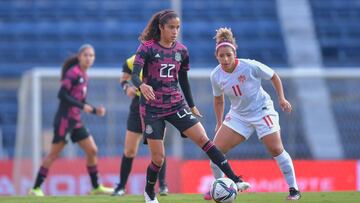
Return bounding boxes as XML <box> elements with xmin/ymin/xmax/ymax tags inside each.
<box><xmin>29</xmin><ymin>44</ymin><xmax>112</xmax><ymax>196</ymax></box>
<box><xmin>203</xmin><ymin>28</ymin><xmax>301</xmax><ymax>201</ymax></box>
<box><xmin>131</xmin><ymin>10</ymin><xmax>250</xmax><ymax>203</ymax></box>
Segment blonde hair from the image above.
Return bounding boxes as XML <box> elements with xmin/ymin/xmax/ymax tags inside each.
<box><xmin>214</xmin><ymin>27</ymin><xmax>237</xmax><ymax>53</ymax></box>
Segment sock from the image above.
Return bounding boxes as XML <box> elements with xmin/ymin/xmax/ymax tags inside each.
<box><xmin>158</xmin><ymin>158</ymin><xmax>166</xmax><ymax>187</ymax></box>
<box><xmin>87</xmin><ymin>165</ymin><xmax>99</xmax><ymax>189</ymax></box>
<box><xmin>145</xmin><ymin>162</ymin><xmax>161</xmax><ymax>200</ymax></box>
<box><xmin>202</xmin><ymin>140</ymin><xmax>240</xmax><ymax>183</ymax></box>
<box><xmin>274</xmin><ymin>150</ymin><xmax>298</xmax><ymax>190</ymax></box>
<box><xmin>33</xmin><ymin>166</ymin><xmax>49</xmax><ymax>189</ymax></box>
<box><xmin>118</xmin><ymin>155</ymin><xmax>134</xmax><ymax>189</ymax></box>
<box><xmin>210</xmin><ymin>161</ymin><xmax>224</xmax><ymax>179</ymax></box>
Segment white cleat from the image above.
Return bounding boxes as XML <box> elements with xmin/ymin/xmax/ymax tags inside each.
<box><xmin>236</xmin><ymin>181</ymin><xmax>251</xmax><ymax>192</ymax></box>
<box><xmin>144</xmin><ymin>191</ymin><xmax>159</xmax><ymax>203</ymax></box>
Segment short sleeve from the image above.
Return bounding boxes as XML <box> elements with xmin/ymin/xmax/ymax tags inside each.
<box><xmin>210</xmin><ymin>70</ymin><xmax>222</xmax><ymax>96</ymax></box>
<box><xmin>61</xmin><ymin>68</ymin><xmax>77</xmax><ymax>91</ymax></box>
<box><xmin>180</xmin><ymin>48</ymin><xmax>190</xmax><ymax>72</ymax></box>
<box><xmin>248</xmin><ymin>59</ymin><xmax>274</xmax><ymax>80</ymax></box>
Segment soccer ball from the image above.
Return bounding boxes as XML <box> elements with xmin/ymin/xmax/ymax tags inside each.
<box><xmin>210</xmin><ymin>177</ymin><xmax>238</xmax><ymax>203</ymax></box>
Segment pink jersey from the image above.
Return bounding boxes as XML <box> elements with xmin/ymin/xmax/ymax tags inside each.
<box><xmin>134</xmin><ymin>40</ymin><xmax>190</xmax><ymax>119</ymax></box>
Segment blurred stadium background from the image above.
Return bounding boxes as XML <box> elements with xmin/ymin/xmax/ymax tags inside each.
<box><xmin>0</xmin><ymin>0</ymin><xmax>360</xmax><ymax>196</ymax></box>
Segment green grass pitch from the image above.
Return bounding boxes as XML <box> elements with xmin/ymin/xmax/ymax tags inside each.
<box><xmin>1</xmin><ymin>192</ymin><xmax>359</xmax><ymax>203</ymax></box>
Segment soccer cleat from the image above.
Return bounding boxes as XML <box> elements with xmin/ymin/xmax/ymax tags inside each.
<box><xmin>159</xmin><ymin>184</ymin><xmax>169</xmax><ymax>196</ymax></box>
<box><xmin>203</xmin><ymin>191</ymin><xmax>212</xmax><ymax>200</ymax></box>
<box><xmin>236</xmin><ymin>181</ymin><xmax>251</xmax><ymax>192</ymax></box>
<box><xmin>144</xmin><ymin>191</ymin><xmax>159</xmax><ymax>203</ymax></box>
<box><xmin>90</xmin><ymin>184</ymin><xmax>113</xmax><ymax>195</ymax></box>
<box><xmin>111</xmin><ymin>186</ymin><xmax>126</xmax><ymax>196</ymax></box>
<box><xmin>287</xmin><ymin>187</ymin><xmax>301</xmax><ymax>200</ymax></box>
<box><xmin>28</xmin><ymin>187</ymin><xmax>44</xmax><ymax>196</ymax></box>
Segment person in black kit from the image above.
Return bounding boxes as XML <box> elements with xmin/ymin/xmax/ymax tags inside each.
<box><xmin>29</xmin><ymin>44</ymin><xmax>112</xmax><ymax>196</ymax></box>
<box><xmin>131</xmin><ymin>10</ymin><xmax>251</xmax><ymax>203</ymax></box>
<box><xmin>112</xmin><ymin>55</ymin><xmax>168</xmax><ymax>196</ymax></box>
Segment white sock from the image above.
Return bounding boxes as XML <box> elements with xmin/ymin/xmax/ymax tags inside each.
<box><xmin>210</xmin><ymin>161</ymin><xmax>224</xmax><ymax>179</ymax></box>
<box><xmin>274</xmin><ymin>150</ymin><xmax>299</xmax><ymax>190</ymax></box>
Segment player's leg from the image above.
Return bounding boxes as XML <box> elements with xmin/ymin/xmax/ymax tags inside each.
<box><xmin>76</xmin><ymin>128</ymin><xmax>112</xmax><ymax>194</ymax></box>
<box><xmin>143</xmin><ymin>119</ymin><xmax>165</xmax><ymax>203</ymax></box>
<box><xmin>29</xmin><ymin>120</ymin><xmax>68</xmax><ymax>196</ymax></box>
<box><xmin>29</xmin><ymin>141</ymin><xmax>66</xmax><ymax>196</ymax></box>
<box><xmin>113</xmin><ymin>130</ymin><xmax>142</xmax><ymax>196</ymax></box>
<box><xmin>168</xmin><ymin>108</ymin><xmax>248</xmax><ymax>191</ymax></box>
<box><xmin>113</xmin><ymin>98</ymin><xmax>143</xmax><ymax>195</ymax></box>
<box><xmin>261</xmin><ymin>131</ymin><xmax>300</xmax><ymax>200</ymax></box>
<box><xmin>158</xmin><ymin>127</ymin><xmax>168</xmax><ymax>196</ymax></box>
<box><xmin>158</xmin><ymin>156</ymin><xmax>168</xmax><ymax>196</ymax></box>
<box><xmin>256</xmin><ymin>109</ymin><xmax>300</xmax><ymax>200</ymax></box>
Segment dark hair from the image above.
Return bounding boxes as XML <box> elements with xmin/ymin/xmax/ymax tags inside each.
<box><xmin>139</xmin><ymin>10</ymin><xmax>179</xmax><ymax>42</ymax></box>
<box><xmin>61</xmin><ymin>44</ymin><xmax>94</xmax><ymax>80</ymax></box>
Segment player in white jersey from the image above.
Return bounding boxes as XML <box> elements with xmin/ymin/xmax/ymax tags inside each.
<box><xmin>203</xmin><ymin>28</ymin><xmax>301</xmax><ymax>201</ymax></box>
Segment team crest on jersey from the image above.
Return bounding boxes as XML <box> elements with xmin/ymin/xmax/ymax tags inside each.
<box><xmin>145</xmin><ymin>124</ymin><xmax>153</xmax><ymax>134</ymax></box>
<box><xmin>79</xmin><ymin>77</ymin><xmax>84</xmax><ymax>83</ymax></box>
<box><xmin>238</xmin><ymin>75</ymin><xmax>246</xmax><ymax>84</ymax></box>
<box><xmin>175</xmin><ymin>52</ymin><xmax>182</xmax><ymax>62</ymax></box>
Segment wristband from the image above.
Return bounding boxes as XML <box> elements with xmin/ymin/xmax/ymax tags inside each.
<box><xmin>92</xmin><ymin>107</ymin><xmax>97</xmax><ymax>114</ymax></box>
<box><xmin>121</xmin><ymin>80</ymin><xmax>130</xmax><ymax>93</ymax></box>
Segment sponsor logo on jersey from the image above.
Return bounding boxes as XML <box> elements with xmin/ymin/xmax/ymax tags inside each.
<box><xmin>175</xmin><ymin>52</ymin><xmax>182</xmax><ymax>62</ymax></box>
<box><xmin>238</xmin><ymin>75</ymin><xmax>246</xmax><ymax>84</ymax></box>
<box><xmin>79</xmin><ymin>77</ymin><xmax>84</xmax><ymax>83</ymax></box>
<box><xmin>190</xmin><ymin>115</ymin><xmax>196</xmax><ymax>119</ymax></box>
<box><xmin>145</xmin><ymin>124</ymin><xmax>153</xmax><ymax>134</ymax></box>
<box><xmin>155</xmin><ymin>53</ymin><xmax>161</xmax><ymax>58</ymax></box>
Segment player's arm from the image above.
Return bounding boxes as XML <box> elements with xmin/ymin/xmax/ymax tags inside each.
<box><xmin>271</xmin><ymin>72</ymin><xmax>292</xmax><ymax>112</ymax></box>
<box><xmin>120</xmin><ymin>72</ymin><xmax>137</xmax><ymax>98</ymax></box>
<box><xmin>178</xmin><ymin>70</ymin><xmax>202</xmax><ymax>117</ymax></box>
<box><xmin>213</xmin><ymin>94</ymin><xmax>225</xmax><ymax>133</ymax></box>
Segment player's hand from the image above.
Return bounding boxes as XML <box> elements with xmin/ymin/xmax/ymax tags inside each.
<box><xmin>139</xmin><ymin>83</ymin><xmax>155</xmax><ymax>101</ymax></box>
<box><xmin>279</xmin><ymin>98</ymin><xmax>292</xmax><ymax>113</ymax></box>
<box><xmin>126</xmin><ymin>86</ymin><xmax>137</xmax><ymax>98</ymax></box>
<box><xmin>83</xmin><ymin>104</ymin><xmax>93</xmax><ymax>113</ymax></box>
<box><xmin>191</xmin><ymin>106</ymin><xmax>203</xmax><ymax>118</ymax></box>
<box><xmin>96</xmin><ymin>105</ymin><xmax>106</xmax><ymax>117</ymax></box>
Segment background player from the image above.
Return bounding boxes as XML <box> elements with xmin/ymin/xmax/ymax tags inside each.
<box><xmin>131</xmin><ymin>10</ymin><xmax>250</xmax><ymax>203</ymax></box>
<box><xmin>112</xmin><ymin>55</ymin><xmax>168</xmax><ymax>196</ymax></box>
<box><xmin>28</xmin><ymin>44</ymin><xmax>112</xmax><ymax>196</ymax></box>
<box><xmin>205</xmin><ymin>27</ymin><xmax>301</xmax><ymax>201</ymax></box>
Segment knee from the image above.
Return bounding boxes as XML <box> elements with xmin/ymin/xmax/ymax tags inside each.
<box><xmin>87</xmin><ymin>146</ymin><xmax>98</xmax><ymax>157</ymax></box>
<box><xmin>151</xmin><ymin>154</ymin><xmax>165</xmax><ymax>167</ymax></box>
<box><xmin>270</xmin><ymin>147</ymin><xmax>284</xmax><ymax>157</ymax></box>
<box><xmin>124</xmin><ymin>148</ymin><xmax>137</xmax><ymax>158</ymax></box>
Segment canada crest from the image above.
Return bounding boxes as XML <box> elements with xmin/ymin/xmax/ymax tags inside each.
<box><xmin>238</xmin><ymin>75</ymin><xmax>246</xmax><ymax>84</ymax></box>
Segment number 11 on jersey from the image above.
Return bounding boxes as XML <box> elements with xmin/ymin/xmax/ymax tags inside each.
<box><xmin>232</xmin><ymin>84</ymin><xmax>242</xmax><ymax>96</ymax></box>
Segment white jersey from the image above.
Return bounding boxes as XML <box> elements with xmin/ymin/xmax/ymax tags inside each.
<box><xmin>210</xmin><ymin>59</ymin><xmax>275</xmax><ymax>118</ymax></box>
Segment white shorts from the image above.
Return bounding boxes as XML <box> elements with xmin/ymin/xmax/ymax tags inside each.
<box><xmin>223</xmin><ymin>107</ymin><xmax>280</xmax><ymax>140</ymax></box>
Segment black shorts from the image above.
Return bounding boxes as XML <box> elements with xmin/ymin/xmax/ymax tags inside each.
<box><xmin>143</xmin><ymin>107</ymin><xmax>199</xmax><ymax>140</ymax></box>
<box><xmin>53</xmin><ymin>118</ymin><xmax>90</xmax><ymax>144</ymax></box>
<box><xmin>127</xmin><ymin>96</ymin><xmax>142</xmax><ymax>133</ymax></box>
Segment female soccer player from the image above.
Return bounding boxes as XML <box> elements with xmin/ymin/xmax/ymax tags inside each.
<box><xmin>131</xmin><ymin>10</ymin><xmax>250</xmax><ymax>203</ymax></box>
<box><xmin>205</xmin><ymin>27</ymin><xmax>301</xmax><ymax>200</ymax></box>
<box><xmin>112</xmin><ymin>55</ymin><xmax>168</xmax><ymax>196</ymax></box>
<box><xmin>29</xmin><ymin>44</ymin><xmax>112</xmax><ymax>196</ymax></box>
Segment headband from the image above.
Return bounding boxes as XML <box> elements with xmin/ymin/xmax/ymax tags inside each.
<box><xmin>159</xmin><ymin>10</ymin><xmax>175</xmax><ymax>21</ymax></box>
<box><xmin>215</xmin><ymin>42</ymin><xmax>236</xmax><ymax>52</ymax></box>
